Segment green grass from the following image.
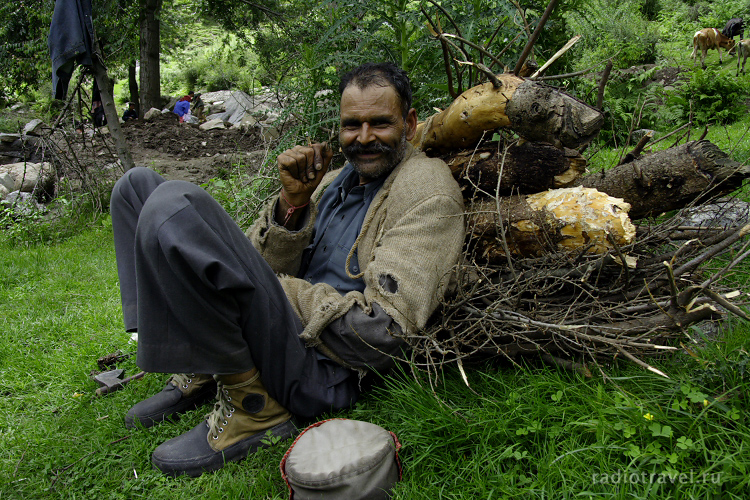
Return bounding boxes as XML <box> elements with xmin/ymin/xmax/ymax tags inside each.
<box><xmin>0</xmin><ymin>221</ymin><xmax>749</xmax><ymax>499</ymax></box>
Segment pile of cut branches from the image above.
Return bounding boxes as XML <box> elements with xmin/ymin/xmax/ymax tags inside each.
<box><xmin>401</xmin><ymin>1</ymin><xmax>750</xmax><ymax>375</ymax></box>
<box><xmin>413</xmin><ymin>203</ymin><xmax>750</xmax><ymax>377</ymax></box>
<box><xmin>404</xmin><ymin>72</ymin><xmax>750</xmax><ymax>377</ymax></box>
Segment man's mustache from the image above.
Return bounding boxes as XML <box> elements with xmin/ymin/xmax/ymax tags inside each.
<box><xmin>343</xmin><ymin>141</ymin><xmax>395</xmax><ymax>157</ymax></box>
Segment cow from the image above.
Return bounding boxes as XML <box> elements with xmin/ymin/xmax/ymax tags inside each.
<box><xmin>722</xmin><ymin>17</ymin><xmax>745</xmax><ymax>40</ymax></box>
<box><xmin>735</xmin><ymin>39</ymin><xmax>750</xmax><ymax>75</ymax></box>
<box><xmin>691</xmin><ymin>28</ymin><xmax>736</xmax><ymax>68</ymax></box>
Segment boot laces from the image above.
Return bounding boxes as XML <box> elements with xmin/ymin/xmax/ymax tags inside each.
<box><xmin>206</xmin><ymin>383</ymin><xmax>235</xmax><ymax>440</ymax></box>
<box><xmin>168</xmin><ymin>373</ymin><xmax>196</xmax><ymax>390</ymax></box>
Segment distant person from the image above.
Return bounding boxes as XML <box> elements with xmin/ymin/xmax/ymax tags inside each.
<box><xmin>191</xmin><ymin>93</ymin><xmax>205</xmax><ymax>121</ymax></box>
<box><xmin>92</xmin><ymin>101</ymin><xmax>107</xmax><ymax>127</ymax></box>
<box><xmin>173</xmin><ymin>95</ymin><xmax>191</xmax><ymax>123</ymax></box>
<box><xmin>92</xmin><ymin>80</ymin><xmax>106</xmax><ymax>127</ymax></box>
<box><xmin>123</xmin><ymin>102</ymin><xmax>138</xmax><ymax>121</ymax></box>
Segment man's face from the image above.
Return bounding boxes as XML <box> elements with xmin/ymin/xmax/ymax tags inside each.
<box><xmin>339</xmin><ymin>83</ymin><xmax>417</xmax><ymax>183</ymax></box>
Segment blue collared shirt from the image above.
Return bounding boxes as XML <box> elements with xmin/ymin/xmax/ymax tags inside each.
<box><xmin>298</xmin><ymin>164</ymin><xmax>385</xmax><ymax>294</ymax></box>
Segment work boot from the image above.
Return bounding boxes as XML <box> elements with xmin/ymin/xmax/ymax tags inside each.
<box><xmin>125</xmin><ymin>373</ymin><xmax>217</xmax><ymax>429</ymax></box>
<box><xmin>151</xmin><ymin>369</ymin><xmax>296</xmax><ymax>477</ymax></box>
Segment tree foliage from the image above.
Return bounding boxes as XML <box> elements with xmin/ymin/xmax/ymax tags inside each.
<box><xmin>0</xmin><ymin>0</ymin><xmax>54</xmax><ymax>100</ymax></box>
<box><xmin>247</xmin><ymin>0</ymin><xmax>583</xmax><ymax>116</ymax></box>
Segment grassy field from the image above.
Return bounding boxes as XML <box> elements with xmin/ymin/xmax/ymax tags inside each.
<box><xmin>0</xmin><ymin>214</ymin><xmax>748</xmax><ymax>498</ymax></box>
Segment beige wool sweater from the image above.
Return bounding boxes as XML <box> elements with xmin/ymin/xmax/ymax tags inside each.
<box><xmin>247</xmin><ymin>144</ymin><xmax>465</xmax><ymax>369</ymax></box>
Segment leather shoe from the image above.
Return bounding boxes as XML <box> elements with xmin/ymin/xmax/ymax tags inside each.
<box><xmin>125</xmin><ymin>373</ymin><xmax>216</xmax><ymax>429</ymax></box>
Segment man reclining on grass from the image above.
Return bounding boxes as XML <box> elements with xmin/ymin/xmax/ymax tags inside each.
<box><xmin>109</xmin><ymin>62</ymin><xmax>465</xmax><ymax>477</ymax></box>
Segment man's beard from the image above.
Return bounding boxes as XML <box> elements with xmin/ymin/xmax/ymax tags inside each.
<box><xmin>343</xmin><ymin>129</ymin><xmax>407</xmax><ymax>182</ymax></box>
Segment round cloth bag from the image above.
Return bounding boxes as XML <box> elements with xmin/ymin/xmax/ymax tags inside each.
<box><xmin>280</xmin><ymin>418</ymin><xmax>402</xmax><ymax>500</ymax></box>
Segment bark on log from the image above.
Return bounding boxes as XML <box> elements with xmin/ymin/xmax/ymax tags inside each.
<box><xmin>411</xmin><ymin>74</ymin><xmax>604</xmax><ymax>152</ymax></box>
<box><xmin>466</xmin><ymin>186</ymin><xmax>636</xmax><ymax>262</ymax></box>
<box><xmin>578</xmin><ymin>140</ymin><xmax>750</xmax><ymax>219</ymax></box>
<box><xmin>439</xmin><ymin>141</ymin><xmax>587</xmax><ymax>196</ymax></box>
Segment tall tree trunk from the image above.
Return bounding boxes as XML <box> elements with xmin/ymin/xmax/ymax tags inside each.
<box><xmin>128</xmin><ymin>62</ymin><xmax>140</xmax><ymax>117</ymax></box>
<box><xmin>92</xmin><ymin>59</ymin><xmax>135</xmax><ymax>171</ymax></box>
<box><xmin>139</xmin><ymin>0</ymin><xmax>162</xmax><ymax>113</ymax></box>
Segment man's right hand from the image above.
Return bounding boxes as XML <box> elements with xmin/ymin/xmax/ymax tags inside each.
<box><xmin>275</xmin><ymin>142</ymin><xmax>333</xmax><ymax>227</ymax></box>
<box><xmin>277</xmin><ymin>142</ymin><xmax>333</xmax><ymax>206</ymax></box>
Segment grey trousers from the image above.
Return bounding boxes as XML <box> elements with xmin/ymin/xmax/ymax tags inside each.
<box><xmin>110</xmin><ymin>167</ymin><xmax>358</xmax><ymax>418</ymax></box>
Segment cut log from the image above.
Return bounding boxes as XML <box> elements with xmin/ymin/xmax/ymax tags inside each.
<box><xmin>467</xmin><ymin>186</ymin><xmax>636</xmax><ymax>262</ymax></box>
<box><xmin>411</xmin><ymin>74</ymin><xmax>604</xmax><ymax>152</ymax></box>
<box><xmin>577</xmin><ymin>140</ymin><xmax>750</xmax><ymax>219</ymax></box>
<box><xmin>440</xmin><ymin>141</ymin><xmax>587</xmax><ymax>196</ymax></box>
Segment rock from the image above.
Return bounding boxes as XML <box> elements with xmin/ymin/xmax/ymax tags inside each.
<box><xmin>200</xmin><ymin>119</ymin><xmax>227</xmax><ymax>131</ymax></box>
<box><xmin>0</xmin><ymin>184</ymin><xmax>8</xmax><ymax>200</ymax></box>
<box><xmin>200</xmin><ymin>90</ymin><xmax>234</xmax><ymax>106</ymax></box>
<box><xmin>0</xmin><ymin>172</ymin><xmax>14</xmax><ymax>191</ymax></box>
<box><xmin>216</xmin><ymin>90</ymin><xmax>282</xmax><ymax>125</ymax></box>
<box><xmin>3</xmin><ymin>190</ymin><xmax>43</xmax><ymax>213</ymax></box>
<box><xmin>143</xmin><ymin>108</ymin><xmax>162</xmax><ymax>121</ymax></box>
<box><xmin>205</xmin><ymin>112</ymin><xmax>225</xmax><ymax>122</ymax></box>
<box><xmin>682</xmin><ymin>198</ymin><xmax>750</xmax><ymax>229</ymax></box>
<box><xmin>0</xmin><ymin>133</ymin><xmax>21</xmax><ymax>144</ymax></box>
<box><xmin>23</xmin><ymin>119</ymin><xmax>45</xmax><ymax>136</ymax></box>
<box><xmin>260</xmin><ymin>124</ymin><xmax>281</xmax><ymax>141</ymax></box>
<box><xmin>0</xmin><ymin>161</ymin><xmax>54</xmax><ymax>192</ymax></box>
<box><xmin>205</xmin><ymin>102</ymin><xmax>224</xmax><ymax>115</ymax></box>
<box><xmin>10</xmin><ymin>103</ymin><xmax>28</xmax><ymax>113</ymax></box>
<box><xmin>232</xmin><ymin>114</ymin><xmax>258</xmax><ymax>131</ymax></box>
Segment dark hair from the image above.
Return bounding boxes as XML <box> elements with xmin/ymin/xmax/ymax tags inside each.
<box><xmin>338</xmin><ymin>62</ymin><xmax>412</xmax><ymax>118</ymax></box>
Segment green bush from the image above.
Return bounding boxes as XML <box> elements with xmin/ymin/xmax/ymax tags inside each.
<box><xmin>570</xmin><ymin>67</ymin><xmax>683</xmax><ymax>146</ymax></box>
<box><xmin>161</xmin><ymin>30</ymin><xmax>260</xmax><ymax>95</ymax></box>
<box><xmin>0</xmin><ymin>190</ymin><xmax>106</xmax><ymax>246</ymax></box>
<box><xmin>565</xmin><ymin>0</ymin><xmax>662</xmax><ymax>70</ymax></box>
<box><xmin>669</xmin><ymin>68</ymin><xmax>748</xmax><ymax>124</ymax></box>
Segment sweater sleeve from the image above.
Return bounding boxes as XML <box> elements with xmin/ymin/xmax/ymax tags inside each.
<box><xmin>246</xmin><ymin>197</ymin><xmax>316</xmax><ymax>276</ymax></box>
<box><xmin>246</xmin><ymin>170</ymin><xmax>338</xmax><ymax>276</ymax></box>
<box><xmin>319</xmin><ymin>302</ymin><xmax>405</xmax><ymax>372</ymax></box>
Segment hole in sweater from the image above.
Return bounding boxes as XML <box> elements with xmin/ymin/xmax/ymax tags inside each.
<box><xmin>378</xmin><ymin>273</ymin><xmax>399</xmax><ymax>294</ymax></box>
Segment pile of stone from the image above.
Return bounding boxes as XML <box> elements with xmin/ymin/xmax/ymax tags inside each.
<box><xmin>0</xmin><ymin>161</ymin><xmax>54</xmax><ymax>206</ymax></box>
<box><xmin>0</xmin><ymin>118</ymin><xmax>54</xmax><ymax>203</ymax></box>
<box><xmin>143</xmin><ymin>89</ymin><xmax>289</xmax><ymax>141</ymax></box>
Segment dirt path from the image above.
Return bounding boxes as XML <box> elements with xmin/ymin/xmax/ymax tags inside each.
<box><xmin>119</xmin><ymin>112</ymin><xmax>271</xmax><ymax>184</ymax></box>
